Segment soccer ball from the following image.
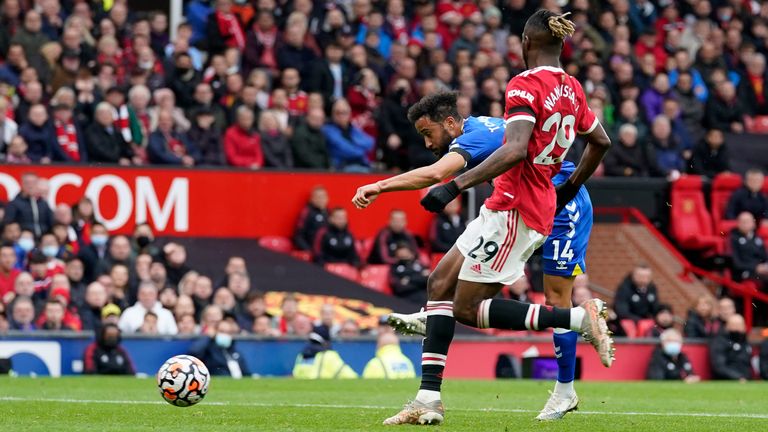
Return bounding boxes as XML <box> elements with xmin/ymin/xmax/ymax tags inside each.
<box><xmin>157</xmin><ymin>355</ymin><xmax>210</xmax><ymax>407</ymax></box>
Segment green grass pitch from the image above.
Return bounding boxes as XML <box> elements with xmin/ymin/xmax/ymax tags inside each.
<box><xmin>1</xmin><ymin>377</ymin><xmax>766</xmax><ymax>431</ymax></box>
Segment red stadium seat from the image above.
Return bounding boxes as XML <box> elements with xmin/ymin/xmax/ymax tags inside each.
<box><xmin>290</xmin><ymin>250</ymin><xmax>313</xmax><ymax>262</ymax></box>
<box><xmin>637</xmin><ymin>319</ymin><xmax>657</xmax><ymax>338</ymax></box>
<box><xmin>711</xmin><ymin>172</ymin><xmax>742</xmax><ymax>237</ymax></box>
<box><xmin>359</xmin><ymin>265</ymin><xmax>393</xmax><ymax>295</ymax></box>
<box><xmin>745</xmin><ymin>115</ymin><xmax>768</xmax><ymax>133</ymax></box>
<box><xmin>258</xmin><ymin>236</ymin><xmax>293</xmax><ymax>253</ymax></box>
<box><xmin>620</xmin><ymin>319</ymin><xmax>637</xmax><ymax>338</ymax></box>
<box><xmin>324</xmin><ymin>263</ymin><xmax>360</xmax><ymax>282</ymax></box>
<box><xmin>356</xmin><ymin>238</ymin><xmax>374</xmax><ymax>263</ymax></box>
<box><xmin>430</xmin><ymin>253</ymin><xmax>446</xmax><ymax>271</ymax></box>
<box><xmin>669</xmin><ymin>176</ymin><xmax>722</xmax><ymax>254</ymax></box>
<box><xmin>419</xmin><ymin>250</ymin><xmax>431</xmax><ymax>267</ymax></box>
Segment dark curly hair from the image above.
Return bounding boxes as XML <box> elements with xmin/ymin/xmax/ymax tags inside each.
<box><xmin>407</xmin><ymin>91</ymin><xmax>460</xmax><ymax>124</ymax></box>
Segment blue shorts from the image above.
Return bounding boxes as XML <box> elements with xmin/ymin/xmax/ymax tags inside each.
<box><xmin>542</xmin><ymin>190</ymin><xmax>593</xmax><ymax>277</ymax></box>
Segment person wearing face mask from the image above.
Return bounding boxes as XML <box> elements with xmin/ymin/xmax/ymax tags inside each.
<box><xmin>710</xmin><ymin>314</ymin><xmax>753</xmax><ymax>382</ymax></box>
<box><xmin>189</xmin><ymin>318</ymin><xmax>250</xmax><ymax>377</ymax></box>
<box><xmin>78</xmin><ymin>222</ymin><xmax>110</xmax><ymax>284</ymax></box>
<box><xmin>646</xmin><ymin>328</ymin><xmax>700</xmax><ymax>382</ymax></box>
<box><xmin>83</xmin><ymin>323</ymin><xmax>135</xmax><ymax>375</ymax></box>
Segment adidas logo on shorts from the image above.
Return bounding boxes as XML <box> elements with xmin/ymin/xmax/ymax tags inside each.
<box><xmin>470</xmin><ymin>263</ymin><xmax>482</xmax><ymax>274</ymax></box>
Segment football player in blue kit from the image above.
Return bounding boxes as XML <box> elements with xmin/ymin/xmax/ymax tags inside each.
<box><xmin>352</xmin><ymin>91</ymin><xmax>597</xmax><ymax>422</ymax></box>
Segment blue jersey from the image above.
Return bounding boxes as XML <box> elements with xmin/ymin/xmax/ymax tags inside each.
<box><xmin>448</xmin><ymin>116</ymin><xmax>504</xmax><ymax>169</ymax></box>
<box><xmin>542</xmin><ymin>161</ymin><xmax>594</xmax><ymax>276</ymax></box>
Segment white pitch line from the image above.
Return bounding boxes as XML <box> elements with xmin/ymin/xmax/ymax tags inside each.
<box><xmin>1</xmin><ymin>396</ymin><xmax>767</xmax><ymax>419</ymax></box>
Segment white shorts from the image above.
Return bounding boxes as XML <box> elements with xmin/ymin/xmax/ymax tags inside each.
<box><xmin>456</xmin><ymin>205</ymin><xmax>546</xmax><ymax>285</ymax></box>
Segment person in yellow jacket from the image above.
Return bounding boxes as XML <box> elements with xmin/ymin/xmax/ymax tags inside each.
<box><xmin>293</xmin><ymin>325</ymin><xmax>358</xmax><ymax>379</ymax></box>
<box><xmin>363</xmin><ymin>332</ymin><xmax>416</xmax><ymax>379</ymax></box>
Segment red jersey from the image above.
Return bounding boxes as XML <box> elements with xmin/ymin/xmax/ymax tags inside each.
<box><xmin>486</xmin><ymin>66</ymin><xmax>598</xmax><ymax>235</ymax></box>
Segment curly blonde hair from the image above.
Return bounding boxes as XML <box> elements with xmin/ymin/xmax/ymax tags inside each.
<box><xmin>547</xmin><ymin>12</ymin><xmax>575</xmax><ymax>39</ymax></box>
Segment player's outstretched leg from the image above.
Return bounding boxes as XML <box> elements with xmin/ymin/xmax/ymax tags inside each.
<box><xmin>453</xmin><ymin>280</ymin><xmax>614</xmax><ymax>367</ymax></box>
<box><xmin>537</xmin><ymin>274</ymin><xmax>579</xmax><ymax>421</ymax></box>
<box><xmin>383</xmin><ymin>247</ymin><xmax>464</xmax><ymax>426</ymax></box>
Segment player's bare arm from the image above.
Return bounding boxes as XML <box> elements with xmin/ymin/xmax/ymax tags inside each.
<box><xmin>556</xmin><ymin>122</ymin><xmax>611</xmax><ymax>210</ymax></box>
<box><xmin>420</xmin><ymin>120</ymin><xmax>533</xmax><ymax>212</ymax></box>
<box><xmin>352</xmin><ymin>152</ymin><xmax>466</xmax><ymax>209</ymax></box>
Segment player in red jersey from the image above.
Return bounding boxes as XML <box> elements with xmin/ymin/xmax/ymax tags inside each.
<box><xmin>383</xmin><ymin>10</ymin><xmax>613</xmax><ymax>426</ymax></box>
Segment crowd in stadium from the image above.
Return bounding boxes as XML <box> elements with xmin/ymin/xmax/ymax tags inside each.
<box><xmin>0</xmin><ymin>0</ymin><xmax>766</xmax><ymax>175</ymax></box>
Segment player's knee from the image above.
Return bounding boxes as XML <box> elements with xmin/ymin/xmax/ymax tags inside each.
<box><xmin>427</xmin><ymin>273</ymin><xmax>453</xmax><ymax>301</ymax></box>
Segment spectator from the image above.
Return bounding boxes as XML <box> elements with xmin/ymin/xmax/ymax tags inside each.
<box><xmin>684</xmin><ymin>297</ymin><xmax>720</xmax><ymax>339</ymax></box>
<box><xmin>293</xmin><ymin>325</ymin><xmax>358</xmax><ymax>379</ymax></box>
<box><xmin>242</xmin><ymin>9</ymin><xmax>279</xmax><ymax>75</ymax></box>
<box><xmin>9</xmin><ymin>295</ymin><xmax>36</xmax><ymax>330</ymax></box>
<box><xmin>614</xmin><ymin>264</ymin><xmax>660</xmax><ymax>322</ymax></box>
<box><xmin>162</xmin><ymin>242</ymin><xmax>191</xmax><ymax>287</ymax></box>
<box><xmin>368</xmin><ymin>209</ymin><xmax>419</xmax><ymax>265</ymax></box>
<box><xmin>640</xmin><ymin>73</ymin><xmax>672</xmax><ymax>122</ymax></box>
<box><xmin>238</xmin><ymin>291</ymin><xmax>269</xmax><ymax>331</ymax></box>
<box><xmin>147</xmin><ymin>109</ymin><xmax>200</xmax><ymax>166</ymax></box>
<box><xmin>148</xmin><ymin>259</ymin><xmax>169</xmax><ymax>292</ymax></box>
<box><xmin>177</xmin><ymin>313</ymin><xmax>197</xmax><ymax>335</ymax></box>
<box><xmin>167</xmin><ymin>52</ymin><xmax>200</xmax><ymax>110</ymax></box>
<box><xmin>604</xmin><ymin>123</ymin><xmax>660</xmax><ymax>177</ymax></box>
<box><xmin>646</xmin><ymin>304</ymin><xmax>675</xmax><ymax>337</ymax></box>
<box><xmin>200</xmin><ymin>304</ymin><xmax>224</xmax><ymax>335</ymax></box>
<box><xmin>138</xmin><ymin>311</ymin><xmax>159</xmax><ymax>335</ymax></box>
<box><xmin>39</xmin><ymin>299</ymin><xmax>74</xmax><ymax>331</ymax></box>
<box><xmin>118</xmin><ymin>282</ymin><xmax>178</xmax><ymax>335</ymax></box>
<box><xmin>189</xmin><ymin>83</ymin><xmax>227</xmax><ymax>131</ymax></box>
<box><xmin>3</xmin><ymin>172</ymin><xmax>54</xmax><ymax>237</ymax></box>
<box><xmin>690</xmin><ymin>129</ymin><xmax>729</xmax><ymax>178</ymax></box>
<box><xmin>362</xmin><ymin>331</ymin><xmax>416</xmax><ymax>379</ymax></box>
<box><xmin>50</xmin><ymin>103</ymin><xmax>87</xmax><ymax>163</ymax></box>
<box><xmin>83</xmin><ymin>323</ymin><xmax>135</xmax><ymax>375</ymax></box>
<box><xmin>322</xmin><ymin>98</ymin><xmax>374</xmax><ymax>172</ymax></box>
<box><xmin>77</xmin><ymin>222</ymin><xmax>109</xmax><ymax>283</ymax></box>
<box><xmin>190</xmin><ymin>318</ymin><xmax>250</xmax><ymax>377</ymax></box>
<box><xmin>79</xmin><ymin>282</ymin><xmax>108</xmax><ymax>331</ymax></box>
<box><xmin>390</xmin><ymin>243</ymin><xmax>429</xmax><ymax>305</ymax></box>
<box><xmin>705</xmin><ymin>81</ymin><xmax>745</xmax><ymax>133</ymax></box>
<box><xmin>307</xmin><ymin>42</ymin><xmax>351</xmax><ymax>107</ymax></box>
<box><xmin>649</xmin><ymin>116</ymin><xmax>684</xmax><ymax>178</ymax></box>
<box><xmin>646</xmin><ymin>328</ymin><xmax>699</xmax><ymax>382</ymax></box>
<box><xmin>6</xmin><ymin>272</ymin><xmax>34</xmax><ymax>308</ymax></box>
<box><xmin>85</xmin><ymin>102</ymin><xmax>133</xmax><ymax>165</ymax></box>
<box><xmin>312</xmin><ymin>207</ymin><xmax>359</xmax><ymax>266</ymax></box>
<box><xmin>5</xmin><ymin>135</ymin><xmax>31</xmax><ymax>164</ymax></box>
<box><xmin>290</xmin><ymin>108</ymin><xmax>330</xmax><ymax>169</ymax></box>
<box><xmin>18</xmin><ymin>103</ymin><xmax>55</xmax><ymax>163</ymax></box>
<box><xmin>738</xmin><ymin>53</ymin><xmax>768</xmax><ymax>116</ymax></box>
<box><xmin>192</xmin><ymin>276</ymin><xmax>214</xmax><ymax>318</ymax></box>
<box><xmin>377</xmin><ymin>78</ymin><xmax>423</xmax><ymax>171</ymax></box>
<box><xmin>63</xmin><ymin>258</ymin><xmax>85</xmax><ymax>304</ymax></box>
<box><xmin>97</xmin><ymin>235</ymin><xmax>134</xmax><ymax>278</ymax></box>
<box><xmin>0</xmin><ymin>97</ymin><xmax>18</xmax><ymax>152</ymax></box>
<box><xmin>187</xmin><ymin>108</ymin><xmax>225</xmax><ymax>166</ymax></box>
<box><xmin>0</xmin><ymin>243</ymin><xmax>20</xmax><ymax>300</ymax></box>
<box><xmin>730</xmin><ymin>212</ymin><xmax>768</xmax><ymax>283</ymax></box>
<box><xmin>674</xmin><ymin>71</ymin><xmax>706</xmax><ymax>142</ymax></box>
<box><xmin>11</xmin><ymin>10</ymin><xmax>49</xmax><ymax>71</ymax></box>
<box><xmin>293</xmin><ymin>186</ymin><xmax>329</xmax><ymax>251</ymax></box>
<box><xmin>274</xmin><ymin>293</ymin><xmax>301</xmax><ymax>335</ymax></box>
<box><xmin>132</xmin><ymin>223</ymin><xmax>158</xmax><ymax>257</ymax></box>
<box><xmin>710</xmin><ymin>314</ymin><xmax>752</xmax><ymax>381</ymax></box>
<box><xmin>224</xmin><ymin>105</ymin><xmax>263</xmax><ymax>169</ymax></box>
<box><xmin>259</xmin><ymin>110</ymin><xmax>293</xmax><ymax>168</ymax></box>
<box><xmin>718</xmin><ymin>298</ymin><xmax>737</xmax><ymax>331</ymax></box>
<box><xmin>725</xmin><ymin>169</ymin><xmax>768</xmax><ymax>223</ymax></box>
<box><xmin>206</xmin><ymin>0</ymin><xmax>246</xmax><ymax>55</ymax></box>
<box><xmin>429</xmin><ymin>199</ymin><xmax>465</xmax><ymax>253</ymax></box>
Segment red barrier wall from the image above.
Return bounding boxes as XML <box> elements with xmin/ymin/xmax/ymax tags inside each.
<box><xmin>446</xmin><ymin>339</ymin><xmax>711</xmax><ymax>380</ymax></box>
<box><xmin>0</xmin><ymin>166</ymin><xmax>434</xmax><ymax>239</ymax></box>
